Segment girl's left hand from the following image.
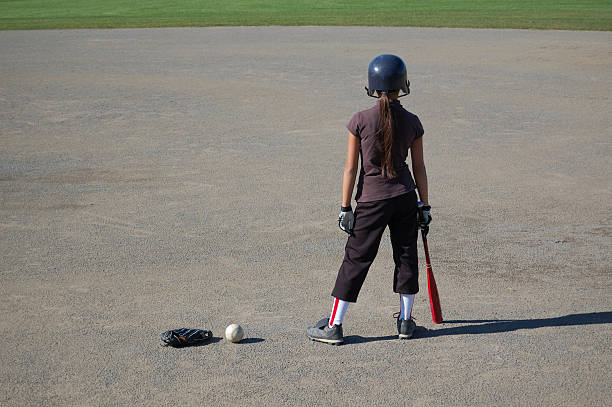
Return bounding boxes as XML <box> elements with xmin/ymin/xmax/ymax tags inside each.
<box><xmin>338</xmin><ymin>206</ymin><xmax>354</xmax><ymax>235</ymax></box>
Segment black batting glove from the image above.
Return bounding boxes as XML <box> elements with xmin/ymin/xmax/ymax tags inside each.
<box><xmin>338</xmin><ymin>205</ymin><xmax>354</xmax><ymax>235</ymax></box>
<box><xmin>417</xmin><ymin>201</ymin><xmax>432</xmax><ymax>237</ymax></box>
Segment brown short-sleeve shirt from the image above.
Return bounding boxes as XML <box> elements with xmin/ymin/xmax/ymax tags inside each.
<box><xmin>347</xmin><ymin>99</ymin><xmax>423</xmax><ymax>203</ymax></box>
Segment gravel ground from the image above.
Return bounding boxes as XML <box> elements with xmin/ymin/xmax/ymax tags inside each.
<box><xmin>1</xmin><ymin>27</ymin><xmax>611</xmax><ymax>406</ymax></box>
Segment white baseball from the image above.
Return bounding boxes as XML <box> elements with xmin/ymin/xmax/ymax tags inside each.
<box><xmin>225</xmin><ymin>324</ymin><xmax>244</xmax><ymax>343</ymax></box>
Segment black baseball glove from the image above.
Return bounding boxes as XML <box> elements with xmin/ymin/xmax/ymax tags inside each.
<box><xmin>160</xmin><ymin>328</ymin><xmax>213</xmax><ymax>347</ymax></box>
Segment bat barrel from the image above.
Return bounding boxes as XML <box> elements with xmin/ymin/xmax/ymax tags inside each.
<box><xmin>422</xmin><ymin>232</ymin><xmax>443</xmax><ymax>324</ymax></box>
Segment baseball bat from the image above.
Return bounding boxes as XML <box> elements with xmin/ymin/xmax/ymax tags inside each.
<box><xmin>422</xmin><ymin>233</ymin><xmax>443</xmax><ymax>324</ymax></box>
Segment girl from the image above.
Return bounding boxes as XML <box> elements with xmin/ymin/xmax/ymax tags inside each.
<box><xmin>307</xmin><ymin>54</ymin><xmax>431</xmax><ymax>345</ymax></box>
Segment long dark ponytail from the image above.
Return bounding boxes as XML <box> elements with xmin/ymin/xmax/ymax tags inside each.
<box><xmin>378</xmin><ymin>93</ymin><xmax>396</xmax><ymax>179</ymax></box>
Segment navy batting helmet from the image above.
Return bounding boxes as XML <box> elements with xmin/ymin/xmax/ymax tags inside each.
<box><xmin>365</xmin><ymin>54</ymin><xmax>410</xmax><ymax>98</ymax></box>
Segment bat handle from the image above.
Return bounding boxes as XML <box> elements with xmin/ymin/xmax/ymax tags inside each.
<box><xmin>421</xmin><ymin>231</ymin><xmax>431</xmax><ymax>265</ymax></box>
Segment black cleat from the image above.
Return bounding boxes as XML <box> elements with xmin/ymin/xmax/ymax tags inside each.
<box><xmin>306</xmin><ymin>318</ymin><xmax>344</xmax><ymax>345</ymax></box>
<box><xmin>397</xmin><ymin>316</ymin><xmax>416</xmax><ymax>339</ymax></box>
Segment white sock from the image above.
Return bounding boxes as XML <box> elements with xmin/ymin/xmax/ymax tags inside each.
<box><xmin>329</xmin><ymin>297</ymin><xmax>349</xmax><ymax>327</ymax></box>
<box><xmin>399</xmin><ymin>294</ymin><xmax>415</xmax><ymax>320</ymax></box>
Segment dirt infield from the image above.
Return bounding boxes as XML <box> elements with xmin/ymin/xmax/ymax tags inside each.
<box><xmin>1</xmin><ymin>27</ymin><xmax>611</xmax><ymax>406</ymax></box>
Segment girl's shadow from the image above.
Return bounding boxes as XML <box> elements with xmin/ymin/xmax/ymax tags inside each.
<box><xmin>343</xmin><ymin>311</ymin><xmax>612</xmax><ymax>344</ymax></box>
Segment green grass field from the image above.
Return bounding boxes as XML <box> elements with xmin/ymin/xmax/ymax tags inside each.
<box><xmin>1</xmin><ymin>0</ymin><xmax>611</xmax><ymax>31</ymax></box>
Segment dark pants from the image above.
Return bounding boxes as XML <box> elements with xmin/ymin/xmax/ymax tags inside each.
<box><xmin>331</xmin><ymin>191</ymin><xmax>419</xmax><ymax>302</ymax></box>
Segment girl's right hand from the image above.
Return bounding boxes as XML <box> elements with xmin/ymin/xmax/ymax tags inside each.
<box><xmin>417</xmin><ymin>202</ymin><xmax>432</xmax><ymax>237</ymax></box>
